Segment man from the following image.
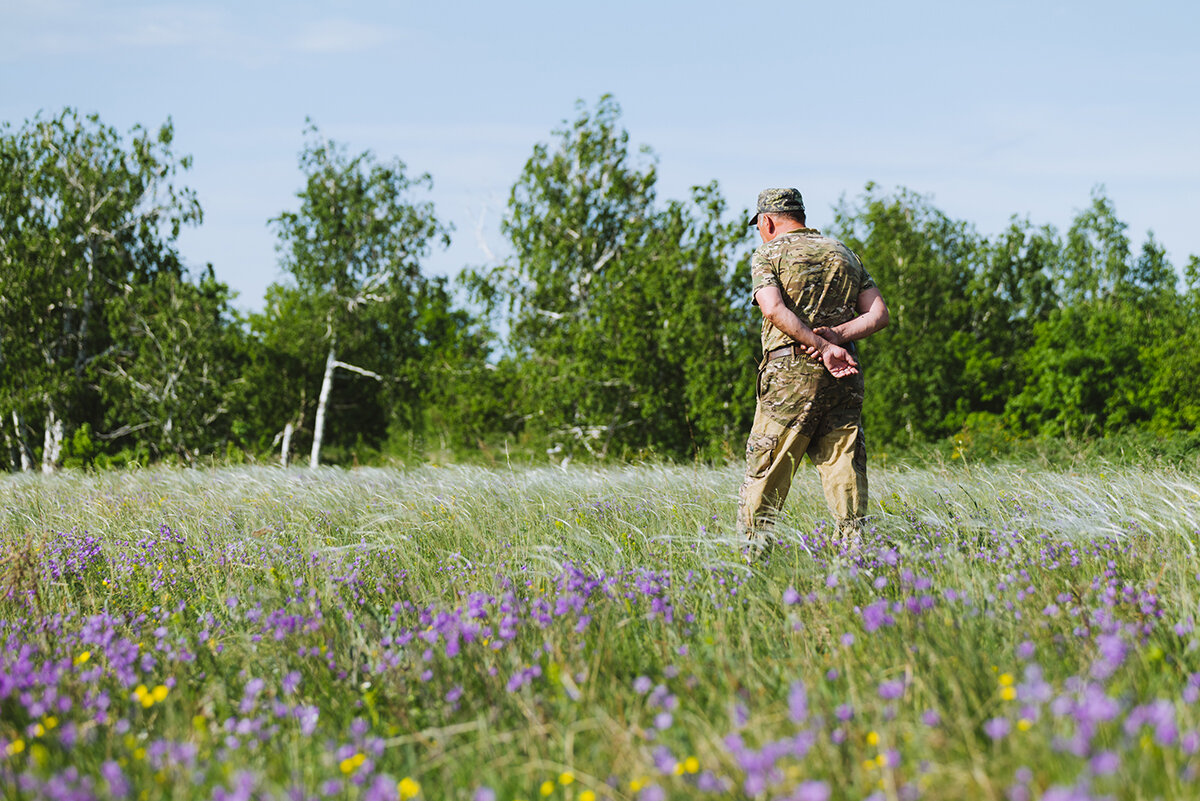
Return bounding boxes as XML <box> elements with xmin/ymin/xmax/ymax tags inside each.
<box><xmin>737</xmin><ymin>188</ymin><xmax>890</xmax><ymax>557</ymax></box>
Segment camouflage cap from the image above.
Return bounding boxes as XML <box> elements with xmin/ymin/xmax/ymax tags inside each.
<box><xmin>748</xmin><ymin>187</ymin><xmax>806</xmax><ymax>226</ymax></box>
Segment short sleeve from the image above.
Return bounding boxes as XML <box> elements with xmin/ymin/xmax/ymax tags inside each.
<box><xmin>750</xmin><ymin>247</ymin><xmax>781</xmax><ymax>298</ymax></box>
<box><xmin>852</xmin><ymin>250</ymin><xmax>876</xmax><ymax>291</ymax></box>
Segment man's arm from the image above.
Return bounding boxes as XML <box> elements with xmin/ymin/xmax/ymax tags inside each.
<box><xmin>813</xmin><ymin>286</ymin><xmax>890</xmax><ymax>345</ymax></box>
<box><xmin>755</xmin><ymin>286</ymin><xmax>858</xmax><ymax>378</ymax></box>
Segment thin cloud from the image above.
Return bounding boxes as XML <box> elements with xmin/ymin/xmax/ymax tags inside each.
<box><xmin>0</xmin><ymin>3</ymin><xmax>409</xmax><ymax>64</ymax></box>
<box><xmin>1</xmin><ymin>2</ymin><xmax>257</xmax><ymax>63</ymax></box>
<box><xmin>289</xmin><ymin>19</ymin><xmax>406</xmax><ymax>55</ymax></box>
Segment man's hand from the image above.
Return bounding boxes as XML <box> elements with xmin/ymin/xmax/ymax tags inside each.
<box><xmin>820</xmin><ymin>341</ymin><xmax>858</xmax><ymax>378</ymax></box>
<box><xmin>754</xmin><ymin>285</ymin><xmax>859</xmax><ymax>377</ymax></box>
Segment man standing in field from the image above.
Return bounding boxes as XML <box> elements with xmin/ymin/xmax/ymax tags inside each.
<box><xmin>737</xmin><ymin>188</ymin><xmax>890</xmax><ymax>559</ymax></box>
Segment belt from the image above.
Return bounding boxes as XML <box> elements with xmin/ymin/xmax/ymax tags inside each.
<box><xmin>765</xmin><ymin>343</ymin><xmax>810</xmax><ymax>362</ymax></box>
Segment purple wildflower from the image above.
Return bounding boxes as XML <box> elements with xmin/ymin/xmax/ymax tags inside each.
<box><xmin>1089</xmin><ymin>751</ymin><xmax>1119</xmax><ymax>775</ymax></box>
<box><xmin>788</xmin><ymin>680</ymin><xmax>808</xmax><ymax>724</ymax></box>
<box><xmin>984</xmin><ymin>717</ymin><xmax>1011</xmax><ymax>740</ymax></box>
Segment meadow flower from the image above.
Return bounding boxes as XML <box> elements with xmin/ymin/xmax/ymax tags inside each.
<box><xmin>861</xmin><ymin>599</ymin><xmax>894</xmax><ymax>632</ymax></box>
<box><xmin>339</xmin><ymin>752</ymin><xmax>366</xmax><ymax>774</ymax></box>
<box><xmin>984</xmin><ymin>717</ymin><xmax>1011</xmax><ymax>740</ymax></box>
<box><xmin>788</xmin><ymin>680</ymin><xmax>808</xmax><ymax>723</ymax></box>
<box><xmin>398</xmin><ymin>777</ymin><xmax>421</xmax><ymax>799</ymax></box>
<box><xmin>638</xmin><ymin>786</ymin><xmax>666</xmax><ymax>801</ymax></box>
<box><xmin>1089</xmin><ymin>750</ymin><xmax>1120</xmax><ymax>775</ymax></box>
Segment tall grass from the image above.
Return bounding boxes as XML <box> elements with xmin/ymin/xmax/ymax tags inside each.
<box><xmin>2</xmin><ymin>461</ymin><xmax>1200</xmax><ymax>800</ymax></box>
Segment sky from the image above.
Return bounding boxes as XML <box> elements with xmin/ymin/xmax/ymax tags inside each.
<box><xmin>3</xmin><ymin>0</ymin><xmax>1198</xmax><ymax>312</ymax></box>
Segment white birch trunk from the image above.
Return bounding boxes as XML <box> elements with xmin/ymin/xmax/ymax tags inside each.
<box><xmin>11</xmin><ymin>411</ymin><xmax>33</xmax><ymax>472</ymax></box>
<box><xmin>310</xmin><ymin>347</ymin><xmax>337</xmax><ymax>469</ymax></box>
<box><xmin>280</xmin><ymin>422</ymin><xmax>294</xmax><ymax>468</ymax></box>
<box><xmin>42</xmin><ymin>407</ymin><xmax>64</xmax><ymax>474</ymax></box>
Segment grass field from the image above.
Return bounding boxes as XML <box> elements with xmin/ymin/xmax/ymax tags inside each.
<box><xmin>3</xmin><ymin>461</ymin><xmax>1200</xmax><ymax>800</ymax></box>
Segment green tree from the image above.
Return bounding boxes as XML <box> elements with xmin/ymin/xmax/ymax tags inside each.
<box><xmin>1145</xmin><ymin>255</ymin><xmax>1200</xmax><ymax>432</ymax></box>
<box><xmin>1006</xmin><ymin>193</ymin><xmax>1183</xmax><ymax>439</ymax></box>
<box><xmin>0</xmin><ymin>119</ymin><xmax>38</xmax><ymax>469</ymax></box>
<box><xmin>469</xmin><ymin>97</ymin><xmax>755</xmax><ymax>460</ymax></box>
<box><xmin>636</xmin><ymin>184</ymin><xmax>758</xmax><ymax>459</ymax></box>
<box><xmin>960</xmin><ymin>219</ymin><xmax>1061</xmax><ymax>422</ymax></box>
<box><xmin>470</xmin><ymin>96</ymin><xmax>658</xmax><ymax>457</ymax></box>
<box><xmin>831</xmin><ymin>185</ymin><xmax>983</xmax><ymax>445</ymax></box>
<box><xmin>269</xmin><ymin>122</ymin><xmax>450</xmax><ymax>467</ymax></box>
<box><xmin>93</xmin><ymin>268</ymin><xmax>247</xmax><ymax>464</ymax></box>
<box><xmin>0</xmin><ymin>109</ymin><xmax>201</xmax><ymax>471</ymax></box>
<box><xmin>241</xmin><ymin>284</ymin><xmax>329</xmax><ymax>466</ymax></box>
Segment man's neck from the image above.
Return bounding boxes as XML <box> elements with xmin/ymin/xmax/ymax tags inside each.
<box><xmin>765</xmin><ymin>224</ymin><xmax>807</xmax><ymax>242</ymax></box>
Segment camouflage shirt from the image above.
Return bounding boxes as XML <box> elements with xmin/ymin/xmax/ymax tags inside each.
<box><xmin>750</xmin><ymin>228</ymin><xmax>876</xmax><ymax>358</ymax></box>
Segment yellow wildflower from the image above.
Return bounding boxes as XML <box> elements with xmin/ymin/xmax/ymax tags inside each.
<box><xmin>6</xmin><ymin>739</ymin><xmax>25</xmax><ymax>756</ymax></box>
<box><xmin>1017</xmin><ymin>718</ymin><xmax>1033</xmax><ymax>731</ymax></box>
<box><xmin>866</xmin><ymin>731</ymin><xmax>880</xmax><ymax>746</ymax></box>
<box><xmin>339</xmin><ymin>753</ymin><xmax>366</xmax><ymax>774</ymax></box>
<box><xmin>540</xmin><ymin>780</ymin><xmax>555</xmax><ymax>796</ymax></box>
<box><xmin>558</xmin><ymin>772</ymin><xmax>574</xmax><ymax>786</ymax></box>
<box><xmin>1000</xmin><ymin>686</ymin><xmax>1017</xmax><ymax>701</ymax></box>
<box><xmin>998</xmin><ymin>673</ymin><xmax>1014</xmax><ymax>687</ymax></box>
<box><xmin>397</xmin><ymin>777</ymin><xmax>421</xmax><ymax>799</ymax></box>
<box><xmin>683</xmin><ymin>757</ymin><xmax>700</xmax><ymax>774</ymax></box>
<box><xmin>151</xmin><ymin>685</ymin><xmax>169</xmax><ymax>703</ymax></box>
<box><xmin>75</xmin><ymin>651</ymin><xmax>91</xmax><ymax>666</ymax></box>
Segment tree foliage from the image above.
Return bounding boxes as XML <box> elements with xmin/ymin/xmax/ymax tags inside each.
<box><xmin>467</xmin><ymin>97</ymin><xmax>756</xmax><ymax>460</ymax></box>
<box><xmin>0</xmin><ymin>109</ymin><xmax>201</xmax><ymax>469</ymax></box>
<box><xmin>3</xmin><ymin>104</ymin><xmax>1200</xmax><ymax>471</ymax></box>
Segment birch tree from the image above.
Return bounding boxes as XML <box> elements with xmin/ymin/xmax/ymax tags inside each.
<box><xmin>0</xmin><ymin>121</ymin><xmax>36</xmax><ymax>469</ymax></box>
<box><xmin>94</xmin><ymin>268</ymin><xmax>245</xmax><ymax>463</ymax></box>
<box><xmin>0</xmin><ymin>109</ymin><xmax>201</xmax><ymax>471</ymax></box>
<box><xmin>270</xmin><ymin>123</ymin><xmax>448</xmax><ymax>468</ymax></box>
<box><xmin>466</xmin><ymin>96</ymin><xmax>756</xmax><ymax>460</ymax></box>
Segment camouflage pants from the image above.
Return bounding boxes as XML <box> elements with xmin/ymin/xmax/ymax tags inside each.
<box><xmin>737</xmin><ymin>354</ymin><xmax>868</xmax><ymax>555</ymax></box>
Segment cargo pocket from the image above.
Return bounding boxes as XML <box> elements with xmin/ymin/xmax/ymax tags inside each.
<box><xmin>744</xmin><ymin>433</ymin><xmax>778</xmax><ymax>479</ymax></box>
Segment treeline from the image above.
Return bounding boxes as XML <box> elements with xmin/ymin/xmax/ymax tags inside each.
<box><xmin>2</xmin><ymin>98</ymin><xmax>1199</xmax><ymax>473</ymax></box>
